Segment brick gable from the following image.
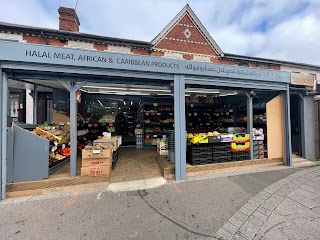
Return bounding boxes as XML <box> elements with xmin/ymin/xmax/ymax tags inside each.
<box><xmin>154</xmin><ymin>13</ymin><xmax>218</xmax><ymax>56</ymax></box>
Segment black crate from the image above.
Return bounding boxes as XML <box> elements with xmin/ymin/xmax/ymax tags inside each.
<box><xmin>212</xmin><ymin>154</ymin><xmax>232</xmax><ymax>163</ymax></box>
<box><xmin>231</xmin><ymin>151</ymin><xmax>250</xmax><ymax>162</ymax></box>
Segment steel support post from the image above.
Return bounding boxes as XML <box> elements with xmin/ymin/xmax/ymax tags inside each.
<box><xmin>174</xmin><ymin>75</ymin><xmax>186</xmax><ymax>181</ymax></box>
<box><xmin>317</xmin><ymin>99</ymin><xmax>320</xmax><ymax>159</ymax></box>
<box><xmin>0</xmin><ymin>68</ymin><xmax>2</xmax><ymax>200</ymax></box>
<box><xmin>69</xmin><ymin>82</ymin><xmax>77</xmax><ymax>178</ymax></box>
<box><xmin>246</xmin><ymin>93</ymin><xmax>254</xmax><ymax>160</ymax></box>
<box><xmin>283</xmin><ymin>86</ymin><xmax>292</xmax><ymax>166</ymax></box>
<box><xmin>1</xmin><ymin>71</ymin><xmax>8</xmax><ymax>199</ymax></box>
<box><xmin>33</xmin><ymin>84</ymin><xmax>38</xmax><ymax>124</ymax></box>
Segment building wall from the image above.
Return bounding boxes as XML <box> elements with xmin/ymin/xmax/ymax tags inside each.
<box><xmin>281</xmin><ymin>65</ymin><xmax>319</xmax><ymax>87</ymax></box>
<box><xmin>0</xmin><ymin>31</ymin><xmax>280</xmax><ymax>70</ymax></box>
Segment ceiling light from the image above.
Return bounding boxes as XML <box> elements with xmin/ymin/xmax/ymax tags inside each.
<box><xmin>186</xmin><ymin>89</ymin><xmax>219</xmax><ymax>93</ymax></box>
<box><xmin>219</xmin><ymin>92</ymin><xmax>238</xmax><ymax>97</ymax></box>
<box><xmin>129</xmin><ymin>88</ymin><xmax>170</xmax><ymax>92</ymax></box>
<box><xmin>97</xmin><ymin>100</ymin><xmax>104</xmax><ymax>108</ymax></box>
<box><xmin>84</xmin><ymin>85</ymin><xmax>128</xmax><ymax>90</ymax></box>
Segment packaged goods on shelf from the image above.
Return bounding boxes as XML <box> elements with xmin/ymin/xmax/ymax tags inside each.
<box><xmin>157</xmin><ymin>138</ymin><xmax>168</xmax><ymax>156</ymax></box>
<box><xmin>252</xmin><ymin>128</ymin><xmax>264</xmax><ymax>141</ymax></box>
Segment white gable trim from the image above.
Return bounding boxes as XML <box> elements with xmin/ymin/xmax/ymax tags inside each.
<box><xmin>151</xmin><ymin>4</ymin><xmax>223</xmax><ymax>55</ymax></box>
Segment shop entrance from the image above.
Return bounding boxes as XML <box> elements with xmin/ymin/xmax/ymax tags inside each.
<box><xmin>0</xmin><ymin>40</ymin><xmax>292</xmax><ymax>199</ymax></box>
<box><xmin>290</xmin><ymin>95</ymin><xmax>302</xmax><ymax>156</ymax></box>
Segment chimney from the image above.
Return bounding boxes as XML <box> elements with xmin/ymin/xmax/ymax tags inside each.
<box><xmin>58</xmin><ymin>7</ymin><xmax>80</xmax><ymax>32</ymax></box>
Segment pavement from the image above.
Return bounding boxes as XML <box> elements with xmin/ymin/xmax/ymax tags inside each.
<box><xmin>213</xmin><ymin>165</ymin><xmax>320</xmax><ymax>240</ymax></box>
<box><xmin>0</xmin><ymin>163</ymin><xmax>319</xmax><ymax>240</ymax></box>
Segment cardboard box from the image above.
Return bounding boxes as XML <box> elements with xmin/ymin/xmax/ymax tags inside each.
<box><xmin>81</xmin><ymin>166</ymin><xmax>111</xmax><ymax>177</ymax></box>
<box><xmin>115</xmin><ymin>135</ymin><xmax>122</xmax><ymax>146</ymax></box>
<box><xmin>52</xmin><ymin>110</ymin><xmax>70</xmax><ymax>131</ymax></box>
<box><xmin>82</xmin><ymin>148</ymin><xmax>112</xmax><ymax>159</ymax></box>
<box><xmin>93</xmin><ymin>139</ymin><xmax>118</xmax><ymax>151</ymax></box>
<box><xmin>82</xmin><ymin>157</ymin><xmax>112</xmax><ymax>167</ymax></box>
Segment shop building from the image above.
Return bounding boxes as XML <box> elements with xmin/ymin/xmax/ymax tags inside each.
<box><xmin>0</xmin><ymin>5</ymin><xmax>318</xmax><ymax>199</ymax></box>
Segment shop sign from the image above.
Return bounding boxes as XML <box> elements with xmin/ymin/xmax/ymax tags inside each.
<box><xmin>0</xmin><ymin>41</ymin><xmax>291</xmax><ymax>83</ymax></box>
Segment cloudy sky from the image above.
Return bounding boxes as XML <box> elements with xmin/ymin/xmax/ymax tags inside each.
<box><xmin>1</xmin><ymin>0</ymin><xmax>319</xmax><ymax>65</ymax></box>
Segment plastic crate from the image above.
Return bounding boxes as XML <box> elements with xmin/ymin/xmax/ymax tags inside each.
<box><xmin>231</xmin><ymin>151</ymin><xmax>250</xmax><ymax>161</ymax></box>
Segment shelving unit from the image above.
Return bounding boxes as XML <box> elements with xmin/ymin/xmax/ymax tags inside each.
<box><xmin>142</xmin><ymin>103</ymin><xmax>174</xmax><ymax>146</ymax></box>
<box><xmin>186</xmin><ymin>102</ymin><xmax>234</xmax><ymax>133</ymax></box>
<box><xmin>186</xmin><ymin>103</ymin><xmax>267</xmax><ymax>132</ymax></box>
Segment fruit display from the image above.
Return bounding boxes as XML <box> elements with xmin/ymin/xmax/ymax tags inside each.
<box><xmin>49</xmin><ymin>152</ymin><xmax>66</xmax><ymax>161</ymax></box>
<box><xmin>31</xmin><ymin>125</ymin><xmax>69</xmax><ymax>144</ymax></box>
<box><xmin>58</xmin><ymin>146</ymin><xmax>71</xmax><ymax>157</ymax></box>
<box><xmin>253</xmin><ymin>113</ymin><xmax>266</xmax><ymax>122</ymax></box>
<box><xmin>84</xmin><ymin>143</ymin><xmax>111</xmax><ymax>151</ymax></box>
<box><xmin>143</xmin><ymin>103</ymin><xmax>175</xmax><ymax>145</ymax></box>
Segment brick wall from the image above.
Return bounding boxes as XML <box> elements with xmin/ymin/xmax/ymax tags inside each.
<box><xmin>131</xmin><ymin>48</ymin><xmax>149</xmax><ymax>55</ymax></box>
<box><xmin>23</xmin><ymin>35</ymin><xmax>46</xmax><ymax>44</ymax></box>
<box><xmin>18</xmin><ymin>31</ymin><xmax>279</xmax><ymax>71</ymax></box>
<box><xmin>94</xmin><ymin>43</ymin><xmax>107</xmax><ymax>51</ymax></box>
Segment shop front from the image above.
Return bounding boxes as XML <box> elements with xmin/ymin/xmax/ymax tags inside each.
<box><xmin>0</xmin><ymin>40</ymin><xmax>292</xmax><ymax>200</ymax></box>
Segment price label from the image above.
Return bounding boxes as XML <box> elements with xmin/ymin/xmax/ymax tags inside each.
<box><xmin>93</xmin><ymin>149</ymin><xmax>101</xmax><ymax>154</ymax></box>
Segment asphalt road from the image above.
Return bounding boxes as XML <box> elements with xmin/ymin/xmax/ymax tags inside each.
<box><xmin>0</xmin><ymin>167</ymin><xmax>308</xmax><ymax>240</ymax></box>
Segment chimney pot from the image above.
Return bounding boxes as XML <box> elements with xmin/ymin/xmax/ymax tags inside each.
<box><xmin>58</xmin><ymin>7</ymin><xmax>80</xmax><ymax>32</ymax></box>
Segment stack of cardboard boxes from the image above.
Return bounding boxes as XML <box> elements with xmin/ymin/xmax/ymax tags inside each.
<box><xmin>81</xmin><ymin>135</ymin><xmax>122</xmax><ymax>177</ymax></box>
<box><xmin>81</xmin><ymin>147</ymin><xmax>113</xmax><ymax>177</ymax></box>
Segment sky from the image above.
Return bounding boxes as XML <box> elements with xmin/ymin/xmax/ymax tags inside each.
<box><xmin>0</xmin><ymin>0</ymin><xmax>320</xmax><ymax>65</ymax></box>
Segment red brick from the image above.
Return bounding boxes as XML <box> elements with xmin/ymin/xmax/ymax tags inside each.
<box><xmin>179</xmin><ymin>14</ymin><xmax>194</xmax><ymax>25</ymax></box>
<box><xmin>155</xmin><ymin>14</ymin><xmax>217</xmax><ymax>56</ymax></box>
<box><xmin>23</xmin><ymin>35</ymin><xmax>46</xmax><ymax>44</ymax></box>
<box><xmin>271</xmin><ymin>65</ymin><xmax>280</xmax><ymax>70</ymax></box>
<box><xmin>183</xmin><ymin>54</ymin><xmax>193</xmax><ymax>60</ymax></box>
<box><xmin>48</xmin><ymin>38</ymin><xmax>66</xmax><ymax>46</ymax></box>
<box><xmin>151</xmin><ymin>51</ymin><xmax>164</xmax><ymax>57</ymax></box>
<box><xmin>58</xmin><ymin>7</ymin><xmax>80</xmax><ymax>32</ymax></box>
<box><xmin>94</xmin><ymin>43</ymin><xmax>107</xmax><ymax>51</ymax></box>
<box><xmin>132</xmin><ymin>48</ymin><xmax>150</xmax><ymax>55</ymax></box>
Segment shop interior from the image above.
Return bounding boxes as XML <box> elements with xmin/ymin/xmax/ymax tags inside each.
<box><xmin>6</xmin><ymin>77</ymin><xmax>287</xmax><ymax>185</ymax></box>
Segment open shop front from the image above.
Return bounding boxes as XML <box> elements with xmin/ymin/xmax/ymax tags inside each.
<box><xmin>0</xmin><ymin>40</ymin><xmax>292</xmax><ymax>199</ymax></box>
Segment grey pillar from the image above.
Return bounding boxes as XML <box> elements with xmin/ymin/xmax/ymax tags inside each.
<box><xmin>33</xmin><ymin>84</ymin><xmax>38</xmax><ymax>124</ymax></box>
<box><xmin>174</xmin><ymin>75</ymin><xmax>186</xmax><ymax>181</ymax></box>
<box><xmin>0</xmin><ymin>68</ymin><xmax>2</xmax><ymax>200</ymax></box>
<box><xmin>303</xmin><ymin>96</ymin><xmax>316</xmax><ymax>160</ymax></box>
<box><xmin>283</xmin><ymin>85</ymin><xmax>292</xmax><ymax>166</ymax></box>
<box><xmin>1</xmin><ymin>71</ymin><xmax>8</xmax><ymax>199</ymax></box>
<box><xmin>70</xmin><ymin>82</ymin><xmax>77</xmax><ymax>178</ymax></box>
<box><xmin>246</xmin><ymin>93</ymin><xmax>254</xmax><ymax>160</ymax></box>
